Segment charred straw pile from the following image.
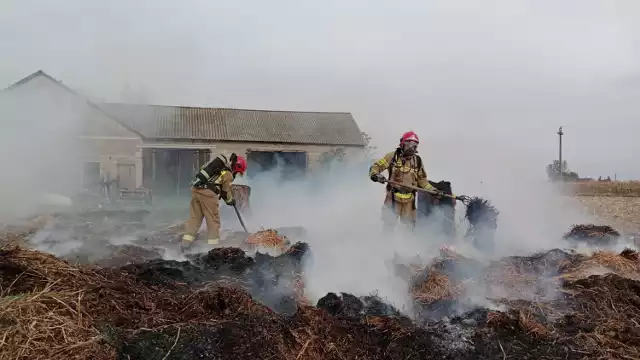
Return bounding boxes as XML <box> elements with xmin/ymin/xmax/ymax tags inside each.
<box><xmin>563</xmin><ymin>224</ymin><xmax>621</xmax><ymax>247</ymax></box>
<box><xmin>404</xmin><ymin>240</ymin><xmax>640</xmax><ymax>359</ymax></box>
<box><xmin>0</xmin><ymin>244</ymin><xmax>481</xmax><ymax>360</ymax></box>
<box><xmin>3</xmin><ymin>219</ymin><xmax>640</xmax><ymax>360</ymax></box>
<box><xmin>0</xmin><ymin>243</ymin><xmax>315</xmax><ymax>360</ymax></box>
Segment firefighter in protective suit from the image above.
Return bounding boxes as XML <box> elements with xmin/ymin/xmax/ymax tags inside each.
<box><xmin>181</xmin><ymin>153</ymin><xmax>247</xmax><ymax>248</ymax></box>
<box><xmin>369</xmin><ymin>131</ymin><xmax>457</xmax><ymax>232</ymax></box>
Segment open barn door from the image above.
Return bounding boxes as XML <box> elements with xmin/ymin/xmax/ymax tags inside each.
<box><xmin>246</xmin><ymin>150</ymin><xmax>307</xmax><ymax>182</ymax></box>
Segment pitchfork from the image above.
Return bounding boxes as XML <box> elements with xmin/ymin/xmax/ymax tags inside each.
<box><xmin>384</xmin><ymin>180</ymin><xmax>472</xmax><ymax>205</ymax></box>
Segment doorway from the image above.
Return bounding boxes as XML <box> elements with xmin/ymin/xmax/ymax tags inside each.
<box><xmin>144</xmin><ymin>148</ymin><xmax>211</xmax><ymax>196</ymax></box>
<box><xmin>83</xmin><ymin>162</ymin><xmax>101</xmax><ymax>190</ymax></box>
<box><xmin>117</xmin><ymin>163</ymin><xmax>136</xmax><ymax>190</ymax></box>
<box><xmin>246</xmin><ymin>151</ymin><xmax>307</xmax><ymax>181</ymax></box>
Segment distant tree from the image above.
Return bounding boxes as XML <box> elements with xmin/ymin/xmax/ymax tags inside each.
<box><xmin>546</xmin><ymin>160</ymin><xmax>579</xmax><ymax>182</ymax></box>
<box><xmin>546</xmin><ymin>160</ymin><xmax>568</xmax><ymax>176</ymax></box>
<box><xmin>361</xmin><ymin>132</ymin><xmax>377</xmax><ymax>157</ymax></box>
<box><xmin>318</xmin><ymin>148</ymin><xmax>347</xmax><ymax>166</ymax></box>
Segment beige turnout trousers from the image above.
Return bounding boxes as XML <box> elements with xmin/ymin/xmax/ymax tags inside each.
<box><xmin>182</xmin><ymin>187</ymin><xmax>221</xmax><ymax>245</ymax></box>
<box><xmin>381</xmin><ymin>192</ymin><xmax>416</xmax><ymax>233</ymax></box>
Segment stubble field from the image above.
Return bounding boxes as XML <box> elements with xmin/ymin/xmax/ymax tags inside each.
<box><xmin>569</xmin><ymin>181</ymin><xmax>640</xmax><ymax>234</ymax></box>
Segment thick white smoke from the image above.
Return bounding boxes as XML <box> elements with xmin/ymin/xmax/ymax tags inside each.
<box><xmin>0</xmin><ymin>77</ymin><xmax>84</xmax><ymax>221</ymax></box>
<box><xmin>241</xmin><ymin>148</ymin><xmax>596</xmax><ymax>310</ymax></box>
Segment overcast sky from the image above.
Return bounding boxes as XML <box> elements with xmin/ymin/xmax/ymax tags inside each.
<box><xmin>2</xmin><ymin>0</ymin><xmax>640</xmax><ymax>179</ymax></box>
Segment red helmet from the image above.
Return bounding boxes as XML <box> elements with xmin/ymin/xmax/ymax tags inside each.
<box><xmin>399</xmin><ymin>131</ymin><xmax>419</xmax><ymax>155</ymax></box>
<box><xmin>232</xmin><ymin>155</ymin><xmax>247</xmax><ymax>175</ymax></box>
<box><xmin>400</xmin><ymin>131</ymin><xmax>419</xmax><ymax>145</ymax></box>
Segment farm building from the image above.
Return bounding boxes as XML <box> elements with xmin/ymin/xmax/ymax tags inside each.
<box><xmin>1</xmin><ymin>70</ymin><xmax>365</xmax><ymax>197</ymax></box>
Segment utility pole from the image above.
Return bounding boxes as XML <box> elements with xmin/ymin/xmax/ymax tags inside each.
<box><xmin>557</xmin><ymin>126</ymin><xmax>564</xmax><ymax>181</ymax></box>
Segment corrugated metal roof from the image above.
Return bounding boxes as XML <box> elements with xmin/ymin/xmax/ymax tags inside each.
<box><xmin>99</xmin><ymin>103</ymin><xmax>365</xmax><ymax>146</ymax></box>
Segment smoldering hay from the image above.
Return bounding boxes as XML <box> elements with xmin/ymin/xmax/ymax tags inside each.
<box><xmin>2</xmin><ymin>214</ymin><xmax>640</xmax><ymax>360</ymax></box>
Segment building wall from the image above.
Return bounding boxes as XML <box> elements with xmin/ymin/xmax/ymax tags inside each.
<box><xmin>79</xmin><ymin>137</ymin><xmax>143</xmax><ymax>189</ymax></box>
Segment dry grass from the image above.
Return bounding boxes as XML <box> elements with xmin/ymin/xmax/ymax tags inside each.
<box><xmin>571</xmin><ymin>180</ymin><xmax>640</xmax><ymax>197</ymax></box>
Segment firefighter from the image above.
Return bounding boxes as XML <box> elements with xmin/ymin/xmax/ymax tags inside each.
<box><xmin>181</xmin><ymin>153</ymin><xmax>248</xmax><ymax>249</ymax></box>
<box><xmin>369</xmin><ymin>131</ymin><xmax>449</xmax><ymax>232</ymax></box>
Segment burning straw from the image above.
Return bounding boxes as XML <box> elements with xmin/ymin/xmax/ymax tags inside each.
<box><xmin>246</xmin><ymin>229</ymin><xmax>291</xmax><ymax>253</ymax></box>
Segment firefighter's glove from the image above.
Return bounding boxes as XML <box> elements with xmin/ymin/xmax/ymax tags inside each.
<box><xmin>370</xmin><ymin>174</ymin><xmax>386</xmax><ymax>184</ymax></box>
<box><xmin>225</xmin><ymin>199</ymin><xmax>236</xmax><ymax>206</ymax></box>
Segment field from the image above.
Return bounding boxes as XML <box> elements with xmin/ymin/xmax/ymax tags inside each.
<box><xmin>568</xmin><ymin>181</ymin><xmax>640</xmax><ymax>234</ymax></box>
<box><xmin>575</xmin><ymin>196</ymin><xmax>640</xmax><ymax>233</ymax></box>
<box><xmin>570</xmin><ymin>180</ymin><xmax>640</xmax><ymax>197</ymax></box>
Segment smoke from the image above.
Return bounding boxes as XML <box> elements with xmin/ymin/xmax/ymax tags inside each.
<box><xmin>2</xmin><ymin>0</ymin><xmax>639</xmax><ymax>316</ymax></box>
<box><xmin>0</xmin><ymin>77</ymin><xmax>85</xmax><ymax>221</ymax></box>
